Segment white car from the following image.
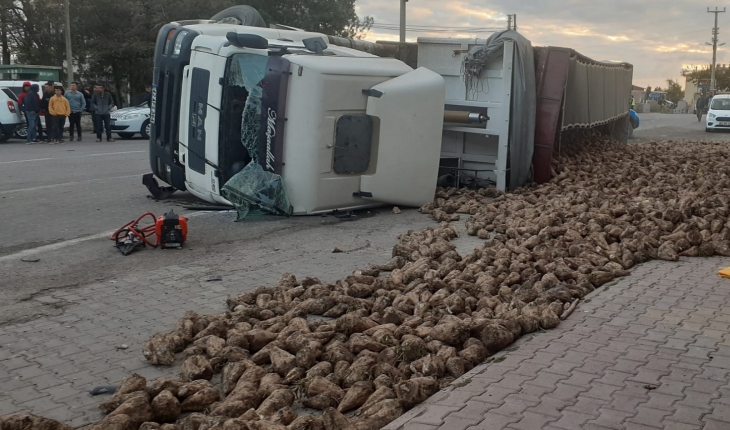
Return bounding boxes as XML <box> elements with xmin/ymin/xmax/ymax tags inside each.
<box><xmin>3</xmin><ymin>82</ymin><xmax>47</xmax><ymax>140</ymax></box>
<box><xmin>0</xmin><ymin>87</ymin><xmax>24</xmax><ymax>142</ymax></box>
<box><xmin>110</xmin><ymin>102</ymin><xmax>151</xmax><ymax>139</ymax></box>
<box><xmin>706</xmin><ymin>94</ymin><xmax>730</xmax><ymax>132</ymax></box>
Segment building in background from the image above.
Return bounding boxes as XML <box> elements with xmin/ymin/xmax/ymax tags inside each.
<box><xmin>0</xmin><ymin>65</ymin><xmax>62</xmax><ymax>82</ymax></box>
<box><xmin>631</xmin><ymin>85</ymin><xmax>645</xmax><ymax>104</ymax></box>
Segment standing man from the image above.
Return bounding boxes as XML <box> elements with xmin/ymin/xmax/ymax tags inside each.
<box><xmin>86</xmin><ymin>85</ymin><xmax>98</xmax><ymax>135</ymax></box>
<box><xmin>145</xmin><ymin>85</ymin><xmax>152</xmax><ymax>106</ymax></box>
<box><xmin>65</xmin><ymin>82</ymin><xmax>86</xmax><ymax>141</ymax></box>
<box><xmin>696</xmin><ymin>93</ymin><xmax>707</xmax><ymax>122</ymax></box>
<box><xmin>39</xmin><ymin>81</ymin><xmax>55</xmax><ymax>142</ymax></box>
<box><xmin>16</xmin><ymin>82</ymin><xmax>31</xmax><ymax>135</ymax></box>
<box><xmin>48</xmin><ymin>85</ymin><xmax>71</xmax><ymax>144</ymax></box>
<box><xmin>91</xmin><ymin>84</ymin><xmax>115</xmax><ymax>142</ymax></box>
<box><xmin>21</xmin><ymin>84</ymin><xmax>41</xmax><ymax>144</ymax></box>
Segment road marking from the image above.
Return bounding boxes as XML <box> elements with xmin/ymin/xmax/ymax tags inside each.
<box><xmin>0</xmin><ymin>150</ymin><xmax>146</xmax><ymax>165</ymax></box>
<box><xmin>0</xmin><ymin>174</ymin><xmax>145</xmax><ymax>195</ymax></box>
<box><xmin>0</xmin><ymin>210</ymin><xmax>228</xmax><ymax>263</ymax></box>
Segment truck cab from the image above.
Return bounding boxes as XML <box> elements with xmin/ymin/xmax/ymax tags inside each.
<box><xmin>150</xmin><ymin>22</ymin><xmax>445</xmax><ymax>215</ymax></box>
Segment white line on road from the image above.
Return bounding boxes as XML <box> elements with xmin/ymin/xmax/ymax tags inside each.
<box><xmin>0</xmin><ymin>174</ymin><xmax>146</xmax><ymax>195</ymax></box>
<box><xmin>0</xmin><ymin>150</ymin><xmax>146</xmax><ymax>165</ymax></box>
<box><xmin>0</xmin><ymin>210</ymin><xmax>228</xmax><ymax>263</ymax></box>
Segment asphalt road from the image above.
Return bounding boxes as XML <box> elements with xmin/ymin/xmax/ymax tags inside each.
<box><xmin>633</xmin><ymin>111</ymin><xmax>730</xmax><ymax>141</ymax></box>
<box><xmin>0</xmin><ymin>112</ymin><xmax>726</xmax><ymax>325</ymax></box>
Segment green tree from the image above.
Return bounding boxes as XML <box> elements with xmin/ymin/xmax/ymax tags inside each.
<box><xmin>664</xmin><ymin>78</ymin><xmax>685</xmax><ymax>104</ymax></box>
<box><xmin>2</xmin><ymin>0</ymin><xmax>372</xmax><ymax>98</ymax></box>
<box><xmin>682</xmin><ymin>65</ymin><xmax>730</xmax><ymax>92</ymax></box>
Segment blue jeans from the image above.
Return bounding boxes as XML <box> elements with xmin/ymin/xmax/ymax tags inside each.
<box><xmin>26</xmin><ymin>112</ymin><xmax>38</xmax><ymax>141</ymax></box>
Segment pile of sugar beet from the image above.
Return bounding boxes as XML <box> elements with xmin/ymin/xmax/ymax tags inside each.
<box><xmin>5</xmin><ymin>132</ymin><xmax>730</xmax><ymax>430</ymax></box>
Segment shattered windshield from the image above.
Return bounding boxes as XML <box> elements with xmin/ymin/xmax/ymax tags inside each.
<box><xmin>226</xmin><ymin>53</ymin><xmax>268</xmax><ymax>163</ymax></box>
<box><xmin>221</xmin><ymin>53</ymin><xmax>291</xmax><ymax>220</ymax></box>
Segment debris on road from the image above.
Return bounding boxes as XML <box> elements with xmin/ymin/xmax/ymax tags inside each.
<box><xmin>20</xmin><ymin>257</ymin><xmax>40</xmax><ymax>263</ymax></box>
<box><xmin>392</xmin><ymin>207</ymin><xmax>401</xmax><ymax>214</ymax></box>
<box><xmin>332</xmin><ymin>247</ymin><xmax>344</xmax><ymax>253</ymax></box>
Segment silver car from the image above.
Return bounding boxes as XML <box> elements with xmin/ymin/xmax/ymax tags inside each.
<box><xmin>110</xmin><ymin>102</ymin><xmax>151</xmax><ymax>139</ymax></box>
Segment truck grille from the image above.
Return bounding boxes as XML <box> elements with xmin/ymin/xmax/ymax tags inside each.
<box><xmin>716</xmin><ymin>117</ymin><xmax>730</xmax><ymax>121</ymax></box>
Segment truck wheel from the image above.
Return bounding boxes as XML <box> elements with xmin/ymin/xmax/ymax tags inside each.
<box><xmin>117</xmin><ymin>132</ymin><xmax>135</xmax><ymax>139</ymax></box>
<box><xmin>211</xmin><ymin>6</ymin><xmax>267</xmax><ymax>27</ymax></box>
<box><xmin>0</xmin><ymin>130</ymin><xmax>10</xmax><ymax>142</ymax></box>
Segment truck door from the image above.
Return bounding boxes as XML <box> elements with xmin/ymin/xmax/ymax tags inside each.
<box><xmin>359</xmin><ymin>67</ymin><xmax>446</xmax><ymax>207</ymax></box>
<box><xmin>178</xmin><ymin>51</ymin><xmax>227</xmax><ymax>203</ymax></box>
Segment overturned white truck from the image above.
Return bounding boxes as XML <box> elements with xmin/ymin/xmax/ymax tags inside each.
<box><xmin>147</xmin><ymin>7</ymin><xmax>633</xmax><ymax>217</ymax></box>
<box><xmin>148</xmin><ymin>7</ymin><xmax>448</xmax><ymax>217</ymax></box>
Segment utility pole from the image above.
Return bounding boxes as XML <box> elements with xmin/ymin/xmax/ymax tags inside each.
<box><xmin>64</xmin><ymin>0</ymin><xmax>73</xmax><ymax>83</ymax></box>
<box><xmin>399</xmin><ymin>0</ymin><xmax>408</xmax><ymax>43</ymax></box>
<box><xmin>707</xmin><ymin>7</ymin><xmax>726</xmax><ymax>92</ymax></box>
<box><xmin>506</xmin><ymin>14</ymin><xmax>518</xmax><ymax>31</ymax></box>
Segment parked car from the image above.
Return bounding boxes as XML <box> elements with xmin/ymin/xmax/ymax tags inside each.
<box><xmin>2</xmin><ymin>81</ymin><xmax>46</xmax><ymax>139</ymax></box>
<box><xmin>705</xmin><ymin>93</ymin><xmax>730</xmax><ymax>132</ymax></box>
<box><xmin>111</xmin><ymin>102</ymin><xmax>151</xmax><ymax>139</ymax></box>
<box><xmin>0</xmin><ymin>87</ymin><xmax>24</xmax><ymax>142</ymax></box>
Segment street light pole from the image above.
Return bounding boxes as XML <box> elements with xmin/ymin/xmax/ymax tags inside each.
<box><xmin>64</xmin><ymin>0</ymin><xmax>73</xmax><ymax>83</ymax></box>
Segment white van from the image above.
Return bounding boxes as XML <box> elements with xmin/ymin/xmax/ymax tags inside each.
<box><xmin>706</xmin><ymin>93</ymin><xmax>730</xmax><ymax>132</ymax></box>
<box><xmin>0</xmin><ymin>87</ymin><xmax>25</xmax><ymax>142</ymax></box>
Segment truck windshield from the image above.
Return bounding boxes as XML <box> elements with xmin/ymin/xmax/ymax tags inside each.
<box><xmin>711</xmin><ymin>98</ymin><xmax>730</xmax><ymax>110</ymax></box>
<box><xmin>226</xmin><ymin>53</ymin><xmax>268</xmax><ymax>164</ymax></box>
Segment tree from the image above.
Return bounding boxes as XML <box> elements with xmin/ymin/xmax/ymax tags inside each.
<box><xmin>664</xmin><ymin>78</ymin><xmax>685</xmax><ymax>104</ymax></box>
<box><xmin>2</xmin><ymin>0</ymin><xmax>372</xmax><ymax>100</ymax></box>
<box><xmin>682</xmin><ymin>65</ymin><xmax>730</xmax><ymax>92</ymax></box>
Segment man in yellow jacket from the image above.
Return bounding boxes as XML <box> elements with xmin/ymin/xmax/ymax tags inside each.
<box><xmin>48</xmin><ymin>85</ymin><xmax>70</xmax><ymax>144</ymax></box>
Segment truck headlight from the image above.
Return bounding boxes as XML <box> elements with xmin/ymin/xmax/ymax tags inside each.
<box><xmin>173</xmin><ymin>31</ymin><xmax>189</xmax><ymax>56</ymax></box>
<box><xmin>709</xmin><ymin>113</ymin><xmax>716</xmax><ymax>118</ymax></box>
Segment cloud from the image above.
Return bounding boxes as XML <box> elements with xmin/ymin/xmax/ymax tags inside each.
<box><xmin>356</xmin><ymin>0</ymin><xmax>725</xmax><ymax>88</ymax></box>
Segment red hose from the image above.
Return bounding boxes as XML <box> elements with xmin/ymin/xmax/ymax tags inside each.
<box><xmin>111</xmin><ymin>212</ymin><xmax>159</xmax><ymax>248</ymax></box>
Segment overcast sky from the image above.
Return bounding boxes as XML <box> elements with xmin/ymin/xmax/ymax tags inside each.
<box><xmin>357</xmin><ymin>0</ymin><xmax>726</xmax><ymax>89</ymax></box>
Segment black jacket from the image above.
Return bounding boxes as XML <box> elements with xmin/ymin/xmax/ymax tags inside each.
<box><xmin>41</xmin><ymin>90</ymin><xmax>53</xmax><ymax>111</ymax></box>
<box><xmin>91</xmin><ymin>92</ymin><xmax>115</xmax><ymax>115</ymax></box>
<box><xmin>22</xmin><ymin>85</ymin><xmax>41</xmax><ymax>113</ymax></box>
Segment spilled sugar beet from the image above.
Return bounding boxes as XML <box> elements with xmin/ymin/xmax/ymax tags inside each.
<box><xmin>4</xmin><ymin>133</ymin><xmax>730</xmax><ymax>429</ymax></box>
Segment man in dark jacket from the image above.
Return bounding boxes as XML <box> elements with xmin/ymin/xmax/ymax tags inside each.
<box><xmin>40</xmin><ymin>81</ymin><xmax>55</xmax><ymax>142</ymax></box>
<box><xmin>21</xmin><ymin>84</ymin><xmax>42</xmax><ymax>144</ymax></box>
<box><xmin>90</xmin><ymin>84</ymin><xmax>115</xmax><ymax>142</ymax></box>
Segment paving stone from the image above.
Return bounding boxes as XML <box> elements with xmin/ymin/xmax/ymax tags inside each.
<box><xmin>550</xmin><ymin>410</ymin><xmax>595</xmax><ymax>429</ymax></box>
<box><xmin>627</xmin><ymin>405</ymin><xmax>673</xmax><ymax>427</ymax></box>
<box><xmin>509</xmin><ymin>411</ymin><xmax>557</xmax><ymax>430</ymax></box>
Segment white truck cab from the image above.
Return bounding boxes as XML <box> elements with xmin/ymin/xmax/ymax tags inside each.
<box><xmin>149</xmin><ymin>20</ymin><xmax>445</xmax><ymax>215</ymax></box>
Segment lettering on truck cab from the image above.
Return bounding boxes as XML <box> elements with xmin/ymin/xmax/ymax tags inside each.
<box><xmin>266</xmin><ymin>108</ymin><xmax>277</xmax><ymax>171</ymax></box>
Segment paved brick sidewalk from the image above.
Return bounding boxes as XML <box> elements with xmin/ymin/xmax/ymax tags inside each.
<box><xmin>385</xmin><ymin>257</ymin><xmax>730</xmax><ymax>430</ymax></box>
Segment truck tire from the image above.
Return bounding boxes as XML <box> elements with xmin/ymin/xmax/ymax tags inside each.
<box><xmin>211</xmin><ymin>6</ymin><xmax>267</xmax><ymax>28</ymax></box>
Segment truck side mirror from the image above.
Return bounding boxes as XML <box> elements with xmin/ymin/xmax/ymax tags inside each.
<box><xmin>303</xmin><ymin>37</ymin><xmax>328</xmax><ymax>54</ymax></box>
<box><xmin>226</xmin><ymin>32</ymin><xmax>269</xmax><ymax>49</ymax></box>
